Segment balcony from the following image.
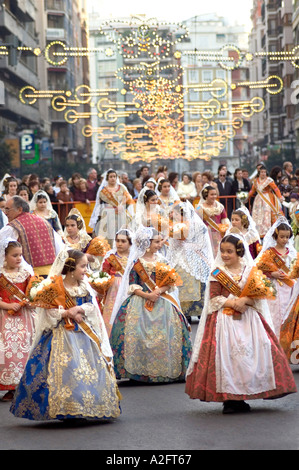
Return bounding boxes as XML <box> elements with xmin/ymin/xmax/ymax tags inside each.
<box><xmin>1</xmin><ymin>89</ymin><xmax>40</xmax><ymax>125</ymax></box>
<box><xmin>0</xmin><ymin>55</ymin><xmax>39</xmax><ymax>88</ymax></box>
<box><xmin>45</xmin><ymin>0</ymin><xmax>66</xmax><ymax>13</ymax></box>
<box><xmin>0</xmin><ymin>7</ymin><xmax>37</xmax><ymax>48</ymax></box>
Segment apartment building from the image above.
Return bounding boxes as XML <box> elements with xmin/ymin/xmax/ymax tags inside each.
<box><xmin>0</xmin><ymin>0</ymin><xmax>42</xmax><ymax>171</ymax></box>
<box><xmin>37</xmin><ymin>0</ymin><xmax>91</xmax><ymax>165</ymax></box>
<box><xmin>249</xmin><ymin>0</ymin><xmax>295</xmax><ymax>165</ymax></box>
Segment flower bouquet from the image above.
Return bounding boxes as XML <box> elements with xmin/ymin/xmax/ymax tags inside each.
<box><xmin>85</xmin><ymin>237</ymin><xmax>110</xmax><ymax>257</ymax></box>
<box><xmin>145</xmin><ymin>262</ymin><xmax>183</xmax><ymax>311</ymax></box>
<box><xmin>219</xmin><ymin>223</ymin><xmax>230</xmax><ymax>237</ymax></box>
<box><xmin>256</xmin><ymin>249</ymin><xmax>295</xmax><ymax>287</ymax></box>
<box><xmin>29</xmin><ymin>275</ymin><xmax>76</xmax><ymax>330</ymax></box>
<box><xmin>89</xmin><ymin>271</ymin><xmax>114</xmax><ymax>300</ymax></box>
<box><xmin>289</xmin><ymin>253</ymin><xmax>299</xmax><ymax>279</ymax></box>
<box><xmin>223</xmin><ymin>266</ymin><xmax>276</xmax><ymax>317</ymax></box>
<box><xmin>237</xmin><ymin>191</ymin><xmax>249</xmax><ymax>206</ymax></box>
<box><xmin>106</xmin><ymin>253</ymin><xmax>126</xmax><ymax>275</ymax></box>
<box><xmin>0</xmin><ymin>273</ymin><xmax>36</xmax><ymax>316</ymax></box>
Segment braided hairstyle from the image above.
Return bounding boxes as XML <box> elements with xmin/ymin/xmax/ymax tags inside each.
<box><xmin>221</xmin><ymin>234</ymin><xmax>245</xmax><ymax>257</ymax></box>
<box><xmin>232</xmin><ymin>210</ymin><xmax>249</xmax><ymax>229</ymax></box>
<box><xmin>272</xmin><ymin>222</ymin><xmax>292</xmax><ymax>240</ymax></box>
<box><xmin>61</xmin><ymin>249</ymin><xmax>85</xmax><ymax>275</ymax></box>
<box><xmin>65</xmin><ymin>214</ymin><xmax>84</xmax><ymax>230</ymax></box>
<box><xmin>201</xmin><ymin>185</ymin><xmax>216</xmax><ymax>200</ymax></box>
<box><xmin>143</xmin><ymin>189</ymin><xmax>157</xmax><ymax>204</ymax></box>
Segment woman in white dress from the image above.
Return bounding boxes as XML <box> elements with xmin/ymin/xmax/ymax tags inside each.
<box><xmin>185</xmin><ymin>233</ymin><xmax>297</xmax><ymax>414</ymax></box>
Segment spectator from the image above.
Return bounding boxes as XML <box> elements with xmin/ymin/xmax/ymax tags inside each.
<box><xmin>155</xmin><ymin>165</ymin><xmax>168</xmax><ymax>180</ymax></box>
<box><xmin>201</xmin><ymin>171</ymin><xmax>219</xmax><ymax>194</ymax></box>
<box><xmin>283</xmin><ymin>161</ymin><xmax>294</xmax><ymax>179</ymax></box>
<box><xmin>215</xmin><ymin>167</ymin><xmax>233</xmax><ymax>217</ymax></box>
<box><xmin>40</xmin><ymin>177</ymin><xmax>51</xmax><ymax>189</ymax></box>
<box><xmin>270</xmin><ymin>166</ymin><xmax>283</xmax><ymax>185</ymax></box>
<box><xmin>69</xmin><ymin>172</ymin><xmax>82</xmax><ymax>198</ymax></box>
<box><xmin>86</xmin><ymin>168</ymin><xmax>98</xmax><ymax>200</ymax></box>
<box><xmin>72</xmin><ymin>178</ymin><xmax>91</xmax><ymax>204</ymax></box>
<box><xmin>136</xmin><ymin>166</ymin><xmax>149</xmax><ymax>181</ymax></box>
<box><xmin>44</xmin><ymin>183</ymin><xmax>58</xmax><ymax>204</ymax></box>
<box><xmin>168</xmin><ymin>172</ymin><xmax>179</xmax><ymax>191</ymax></box>
<box><xmin>120</xmin><ymin>172</ymin><xmax>134</xmax><ymax>197</ymax></box>
<box><xmin>278</xmin><ymin>175</ymin><xmax>292</xmax><ymax>203</ymax></box>
<box><xmin>56</xmin><ymin>180</ymin><xmax>73</xmax><ymax>227</ymax></box>
<box><xmin>52</xmin><ymin>175</ymin><xmax>63</xmax><ymax>195</ymax></box>
<box><xmin>231</xmin><ymin>168</ymin><xmax>251</xmax><ymax>194</ymax></box>
<box><xmin>177</xmin><ymin>173</ymin><xmax>197</xmax><ymax>202</ymax></box>
<box><xmin>17</xmin><ymin>185</ymin><xmax>30</xmax><ymax>202</ymax></box>
<box><xmin>231</xmin><ymin>168</ymin><xmax>251</xmax><ymax>209</ymax></box>
<box><xmin>289</xmin><ymin>176</ymin><xmax>299</xmax><ymax>193</ymax></box>
<box><xmin>218</xmin><ymin>164</ymin><xmax>232</xmax><ymax>182</ymax></box>
<box><xmin>241</xmin><ymin>169</ymin><xmax>251</xmax><ymax>188</ymax></box>
<box><xmin>133</xmin><ymin>178</ymin><xmax>142</xmax><ymax>199</ymax></box>
<box><xmin>192</xmin><ymin>171</ymin><xmax>203</xmax><ymax>197</ymax></box>
<box><xmin>28</xmin><ymin>180</ymin><xmax>40</xmax><ymax>197</ymax></box>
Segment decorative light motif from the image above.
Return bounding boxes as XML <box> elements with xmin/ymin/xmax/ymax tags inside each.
<box><xmin>15</xmin><ymin>12</ymin><xmax>292</xmax><ymax>163</ymax></box>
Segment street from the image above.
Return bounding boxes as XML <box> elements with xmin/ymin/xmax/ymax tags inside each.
<box><xmin>0</xmin><ymin>321</ymin><xmax>299</xmax><ymax>452</ymax></box>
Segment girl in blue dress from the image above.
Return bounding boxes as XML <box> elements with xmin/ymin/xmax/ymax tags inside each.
<box><xmin>10</xmin><ymin>248</ymin><xmax>121</xmax><ymax>421</ymax></box>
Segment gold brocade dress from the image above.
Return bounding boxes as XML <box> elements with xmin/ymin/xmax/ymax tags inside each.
<box><xmin>10</xmin><ymin>280</ymin><xmax>121</xmax><ymax>421</ymax></box>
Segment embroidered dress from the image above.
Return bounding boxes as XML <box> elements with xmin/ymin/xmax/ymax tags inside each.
<box><xmin>0</xmin><ymin>268</ymin><xmax>35</xmax><ymax>393</ymax></box>
<box><xmin>185</xmin><ymin>264</ymin><xmax>297</xmax><ymax>402</ymax></box>
<box><xmin>280</xmin><ymin>281</ymin><xmax>299</xmax><ymax>364</ymax></box>
<box><xmin>110</xmin><ymin>255</ymin><xmax>192</xmax><ymax>383</ymax></box>
<box><xmin>197</xmin><ymin>201</ymin><xmax>229</xmax><ymax>257</ymax></box>
<box><xmin>168</xmin><ymin>204</ymin><xmax>213</xmax><ymax>320</ymax></box>
<box><xmin>10</xmin><ymin>279</ymin><xmax>121</xmax><ymax>421</ymax></box>
<box><xmin>248</xmin><ymin>177</ymin><xmax>283</xmax><ymax>238</ymax></box>
<box><xmin>101</xmin><ymin>253</ymin><xmax>128</xmax><ymax>336</ymax></box>
<box><xmin>257</xmin><ymin>247</ymin><xmax>295</xmax><ymax>338</ymax></box>
<box><xmin>91</xmin><ymin>184</ymin><xmax>134</xmax><ymax>246</ymax></box>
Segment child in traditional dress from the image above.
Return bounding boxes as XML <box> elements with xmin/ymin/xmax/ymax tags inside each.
<box><xmin>10</xmin><ymin>248</ymin><xmax>121</xmax><ymax>421</ymax></box>
<box><xmin>101</xmin><ymin>229</ymin><xmax>132</xmax><ymax>336</ymax></box>
<box><xmin>185</xmin><ymin>234</ymin><xmax>297</xmax><ymax>414</ymax></box>
<box><xmin>196</xmin><ymin>185</ymin><xmax>229</xmax><ymax>257</ymax></box>
<box><xmin>0</xmin><ymin>240</ymin><xmax>35</xmax><ymax>401</ymax></box>
<box><xmin>110</xmin><ymin>226</ymin><xmax>192</xmax><ymax>383</ymax></box>
<box><xmin>229</xmin><ymin>208</ymin><xmax>261</xmax><ymax>259</ymax></box>
<box><xmin>256</xmin><ymin>219</ymin><xmax>297</xmax><ymax>339</ymax></box>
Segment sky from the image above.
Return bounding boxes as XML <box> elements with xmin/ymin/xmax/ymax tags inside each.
<box><xmin>86</xmin><ymin>0</ymin><xmax>253</xmax><ymax>32</ymax></box>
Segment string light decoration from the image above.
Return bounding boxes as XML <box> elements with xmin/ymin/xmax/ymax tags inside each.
<box><xmin>14</xmin><ymin>9</ymin><xmax>293</xmax><ymax>164</ymax></box>
<box><xmin>98</xmin><ymin>16</ymin><xmax>189</xmax><ymax>60</ymax></box>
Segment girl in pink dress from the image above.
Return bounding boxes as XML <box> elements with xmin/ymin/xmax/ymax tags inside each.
<box><xmin>0</xmin><ymin>240</ymin><xmax>35</xmax><ymax>401</ymax></box>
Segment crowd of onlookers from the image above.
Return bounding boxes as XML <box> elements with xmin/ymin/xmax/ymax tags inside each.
<box><xmin>0</xmin><ymin>160</ymin><xmax>298</xmax><ymax>218</ymax></box>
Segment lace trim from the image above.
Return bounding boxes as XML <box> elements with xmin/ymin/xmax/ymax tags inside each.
<box><xmin>1</xmin><ymin>267</ymin><xmax>31</xmax><ymax>283</ymax></box>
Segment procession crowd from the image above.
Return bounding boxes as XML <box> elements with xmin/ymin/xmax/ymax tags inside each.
<box><xmin>0</xmin><ymin>158</ymin><xmax>298</xmax><ymax>421</ymax></box>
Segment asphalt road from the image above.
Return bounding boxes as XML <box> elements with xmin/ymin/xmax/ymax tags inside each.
<box><xmin>1</xmin><ymin>321</ymin><xmax>298</xmax><ymax>452</ymax></box>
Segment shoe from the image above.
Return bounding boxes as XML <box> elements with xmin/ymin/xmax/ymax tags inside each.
<box><xmin>2</xmin><ymin>390</ymin><xmax>15</xmax><ymax>401</ymax></box>
<box><xmin>222</xmin><ymin>400</ymin><xmax>251</xmax><ymax>414</ymax></box>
